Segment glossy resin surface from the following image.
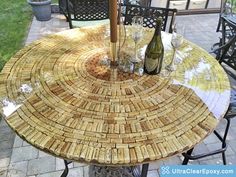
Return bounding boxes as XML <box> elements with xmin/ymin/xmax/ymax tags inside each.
<box><xmin>0</xmin><ymin>25</ymin><xmax>230</xmax><ymax>166</ymax></box>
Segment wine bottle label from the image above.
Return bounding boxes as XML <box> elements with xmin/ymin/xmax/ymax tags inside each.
<box><xmin>145</xmin><ymin>57</ymin><xmax>158</xmax><ymax>73</ymax></box>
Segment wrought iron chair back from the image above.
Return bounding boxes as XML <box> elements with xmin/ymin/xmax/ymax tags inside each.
<box><xmin>122</xmin><ymin>4</ymin><xmax>177</xmax><ymax>33</ymax></box>
<box><xmin>216</xmin><ymin>0</ymin><xmax>231</xmax><ymax>32</ymax></box>
<box><xmin>222</xmin><ymin>17</ymin><xmax>236</xmax><ymax>43</ymax></box>
<box><xmin>217</xmin><ymin>17</ymin><xmax>236</xmax><ymax>70</ymax></box>
<box><xmin>64</xmin><ymin>0</ymin><xmax>109</xmax><ymax>29</ymax></box>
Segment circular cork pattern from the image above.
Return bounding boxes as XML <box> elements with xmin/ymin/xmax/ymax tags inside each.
<box><xmin>85</xmin><ymin>52</ymin><xmax>140</xmax><ymax>81</ymax></box>
<box><xmin>0</xmin><ymin>26</ymin><xmax>230</xmax><ymax>166</ymax></box>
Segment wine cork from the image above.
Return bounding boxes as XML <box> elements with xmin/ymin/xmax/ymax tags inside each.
<box><xmin>109</xmin><ymin>0</ymin><xmax>117</xmax><ymax>43</ymax></box>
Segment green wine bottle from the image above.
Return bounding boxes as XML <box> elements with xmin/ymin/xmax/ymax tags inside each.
<box><xmin>144</xmin><ymin>18</ymin><xmax>164</xmax><ymax>75</ymax></box>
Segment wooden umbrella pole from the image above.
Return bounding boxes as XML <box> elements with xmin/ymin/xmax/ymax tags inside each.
<box><xmin>109</xmin><ymin>0</ymin><xmax>118</xmax><ymax>67</ymax></box>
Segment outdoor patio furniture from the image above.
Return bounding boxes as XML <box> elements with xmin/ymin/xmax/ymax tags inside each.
<box><xmin>182</xmin><ymin>13</ymin><xmax>236</xmax><ymax>165</ymax></box>
<box><xmin>214</xmin><ymin>15</ymin><xmax>236</xmax><ymax>70</ymax></box>
<box><xmin>216</xmin><ymin>0</ymin><xmax>236</xmax><ymax>32</ymax></box>
<box><xmin>216</xmin><ymin>0</ymin><xmax>227</xmax><ymax>32</ymax></box>
<box><xmin>221</xmin><ymin>14</ymin><xmax>236</xmax><ymax>43</ymax></box>
<box><xmin>182</xmin><ymin>38</ymin><xmax>236</xmax><ymax>163</ymax></box>
<box><xmin>0</xmin><ymin>25</ymin><xmax>230</xmax><ymax>177</ymax></box>
<box><xmin>62</xmin><ymin>0</ymin><xmax>109</xmax><ymax>28</ymax></box>
<box><xmin>122</xmin><ymin>4</ymin><xmax>177</xmax><ymax>32</ymax></box>
<box><xmin>182</xmin><ymin>98</ymin><xmax>236</xmax><ymax>165</ymax></box>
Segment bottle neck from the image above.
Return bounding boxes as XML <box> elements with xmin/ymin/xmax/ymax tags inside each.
<box><xmin>154</xmin><ymin>24</ymin><xmax>162</xmax><ymax>36</ymax></box>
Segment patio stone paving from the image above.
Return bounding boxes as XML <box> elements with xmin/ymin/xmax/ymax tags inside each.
<box><xmin>0</xmin><ymin>13</ymin><xmax>236</xmax><ymax>177</ymax></box>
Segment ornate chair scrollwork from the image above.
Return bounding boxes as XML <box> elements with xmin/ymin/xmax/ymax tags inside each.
<box><xmin>122</xmin><ymin>4</ymin><xmax>177</xmax><ymax>33</ymax></box>
<box><xmin>213</xmin><ymin>17</ymin><xmax>236</xmax><ymax>70</ymax></box>
<box><xmin>216</xmin><ymin>0</ymin><xmax>236</xmax><ymax>32</ymax></box>
<box><xmin>216</xmin><ymin>0</ymin><xmax>228</xmax><ymax>32</ymax></box>
<box><xmin>63</xmin><ymin>0</ymin><xmax>109</xmax><ymax>29</ymax></box>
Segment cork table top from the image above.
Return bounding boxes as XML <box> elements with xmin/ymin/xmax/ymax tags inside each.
<box><xmin>0</xmin><ymin>25</ymin><xmax>230</xmax><ymax>166</ymax></box>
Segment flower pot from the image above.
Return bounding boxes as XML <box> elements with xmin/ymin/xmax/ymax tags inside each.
<box><xmin>27</xmin><ymin>0</ymin><xmax>52</xmax><ymax>21</ymax></box>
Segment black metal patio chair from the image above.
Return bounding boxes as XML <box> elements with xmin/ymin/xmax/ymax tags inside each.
<box><xmin>182</xmin><ymin>101</ymin><xmax>236</xmax><ymax>165</ymax></box>
<box><xmin>62</xmin><ymin>0</ymin><xmax>109</xmax><ymax>29</ymax></box>
<box><xmin>182</xmin><ymin>17</ymin><xmax>236</xmax><ymax>165</ymax></box>
<box><xmin>216</xmin><ymin>0</ymin><xmax>228</xmax><ymax>32</ymax></box>
<box><xmin>213</xmin><ymin>16</ymin><xmax>236</xmax><ymax>70</ymax></box>
<box><xmin>122</xmin><ymin>4</ymin><xmax>177</xmax><ymax>33</ymax></box>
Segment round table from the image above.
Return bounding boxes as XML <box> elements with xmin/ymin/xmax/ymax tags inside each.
<box><xmin>0</xmin><ymin>25</ymin><xmax>230</xmax><ymax>175</ymax></box>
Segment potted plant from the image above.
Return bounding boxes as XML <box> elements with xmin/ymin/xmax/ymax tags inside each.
<box><xmin>27</xmin><ymin>0</ymin><xmax>52</xmax><ymax>21</ymax></box>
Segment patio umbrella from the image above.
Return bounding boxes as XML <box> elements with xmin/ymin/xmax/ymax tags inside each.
<box><xmin>109</xmin><ymin>0</ymin><xmax>118</xmax><ymax>65</ymax></box>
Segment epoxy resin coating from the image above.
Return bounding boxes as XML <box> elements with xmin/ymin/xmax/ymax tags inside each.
<box><xmin>0</xmin><ymin>25</ymin><xmax>230</xmax><ymax>165</ymax></box>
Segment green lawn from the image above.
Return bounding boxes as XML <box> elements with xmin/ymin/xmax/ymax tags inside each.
<box><xmin>52</xmin><ymin>0</ymin><xmax>58</xmax><ymax>4</ymax></box>
<box><xmin>0</xmin><ymin>0</ymin><xmax>32</xmax><ymax>71</ymax></box>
